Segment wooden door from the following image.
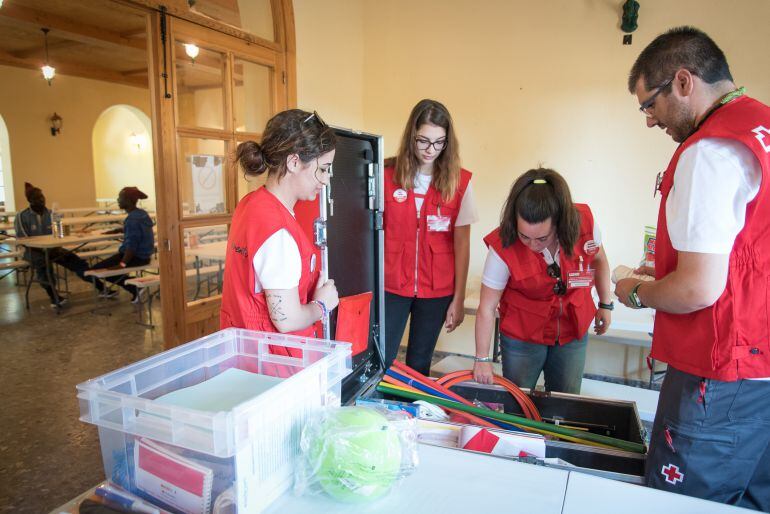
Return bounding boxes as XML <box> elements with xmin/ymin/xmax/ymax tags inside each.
<box><xmin>149</xmin><ymin>13</ymin><xmax>291</xmax><ymax>347</ymax></box>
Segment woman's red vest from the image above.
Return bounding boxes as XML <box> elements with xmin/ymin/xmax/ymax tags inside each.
<box><xmin>220</xmin><ymin>187</ymin><xmax>320</xmax><ymax>339</ymax></box>
<box><xmin>383</xmin><ymin>166</ymin><xmax>472</xmax><ymax>298</ymax></box>
<box><xmin>484</xmin><ymin>204</ymin><xmax>598</xmax><ymax>345</ymax></box>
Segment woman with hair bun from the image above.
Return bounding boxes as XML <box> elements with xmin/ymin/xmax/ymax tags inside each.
<box><xmin>473</xmin><ymin>168</ymin><xmax>612</xmax><ymax>394</ymax></box>
<box><xmin>221</xmin><ymin>109</ymin><xmax>338</xmax><ymax>336</ymax></box>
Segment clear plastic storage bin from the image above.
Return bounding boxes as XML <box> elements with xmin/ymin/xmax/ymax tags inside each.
<box><xmin>77</xmin><ymin>328</ymin><xmax>352</xmax><ymax>514</ymax></box>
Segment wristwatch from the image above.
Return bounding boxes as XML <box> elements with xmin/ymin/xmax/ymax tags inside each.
<box><xmin>628</xmin><ymin>282</ymin><xmax>646</xmax><ymax>309</ymax></box>
<box><xmin>598</xmin><ymin>301</ymin><xmax>614</xmax><ymax>311</ymax></box>
<box><xmin>474</xmin><ymin>356</ymin><xmax>492</xmax><ymax>363</ymax></box>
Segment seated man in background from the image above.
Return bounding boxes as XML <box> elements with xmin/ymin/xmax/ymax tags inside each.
<box><xmin>89</xmin><ymin>187</ymin><xmax>155</xmax><ymax>302</ymax></box>
<box><xmin>14</xmin><ymin>182</ymin><xmax>93</xmax><ymax>308</ymax></box>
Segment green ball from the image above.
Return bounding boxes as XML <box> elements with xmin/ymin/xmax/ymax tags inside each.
<box><xmin>312</xmin><ymin>407</ymin><xmax>402</xmax><ymax>502</ymax></box>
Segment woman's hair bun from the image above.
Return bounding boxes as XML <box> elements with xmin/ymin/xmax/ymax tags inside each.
<box><xmin>236</xmin><ymin>140</ymin><xmax>268</xmax><ymax>176</ymax></box>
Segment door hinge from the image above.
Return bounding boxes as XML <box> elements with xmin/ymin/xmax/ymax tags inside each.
<box><xmin>374</xmin><ymin>211</ymin><xmax>384</xmax><ymax>230</ymax></box>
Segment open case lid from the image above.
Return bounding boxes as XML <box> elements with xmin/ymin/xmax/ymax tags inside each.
<box><xmin>295</xmin><ymin>127</ymin><xmax>385</xmax><ymax>402</ymax></box>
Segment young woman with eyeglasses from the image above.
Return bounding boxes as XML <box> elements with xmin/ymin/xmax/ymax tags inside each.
<box><xmin>383</xmin><ymin>99</ymin><xmax>479</xmax><ymax>376</ymax></box>
<box><xmin>220</xmin><ymin>109</ymin><xmax>339</xmax><ymax>339</ymax></box>
<box><xmin>472</xmin><ymin>168</ymin><xmax>612</xmax><ymax>394</ymax></box>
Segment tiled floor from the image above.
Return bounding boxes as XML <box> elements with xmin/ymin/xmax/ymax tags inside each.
<box><xmin>0</xmin><ymin>276</ymin><xmax>164</xmax><ymax>514</ymax></box>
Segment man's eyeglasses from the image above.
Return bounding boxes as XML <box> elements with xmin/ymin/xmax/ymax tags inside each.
<box><xmin>547</xmin><ymin>262</ymin><xmax>566</xmax><ymax>296</ymax></box>
<box><xmin>415</xmin><ymin>137</ymin><xmax>447</xmax><ymax>152</ymax></box>
<box><xmin>639</xmin><ymin>77</ymin><xmax>674</xmax><ymax>117</ymax></box>
<box><xmin>303</xmin><ymin>110</ymin><xmax>328</xmax><ymax>128</ymax></box>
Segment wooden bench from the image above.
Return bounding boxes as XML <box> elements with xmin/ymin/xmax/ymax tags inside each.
<box><xmin>0</xmin><ymin>260</ymin><xmax>30</xmax><ymax>291</ymax></box>
<box><xmin>74</xmin><ymin>241</ymin><xmax>117</xmax><ymax>251</ymax></box>
<box><xmin>125</xmin><ymin>275</ymin><xmax>161</xmax><ymax>327</ymax></box>
<box><xmin>84</xmin><ymin>262</ymin><xmax>158</xmax><ymax>280</ymax></box>
<box><xmin>77</xmin><ymin>247</ymin><xmax>120</xmax><ymax>262</ymax></box>
<box><xmin>0</xmin><ymin>250</ymin><xmax>23</xmax><ymax>260</ymax></box>
<box><xmin>186</xmin><ymin>264</ymin><xmax>224</xmax><ymax>300</ymax></box>
<box><xmin>0</xmin><ymin>259</ymin><xmax>29</xmax><ymax>275</ymax></box>
<box><xmin>122</xmin><ymin>264</ymin><xmax>222</xmax><ymax>325</ymax></box>
<box><xmin>84</xmin><ymin>263</ymin><xmax>158</xmax><ymax>312</ymax></box>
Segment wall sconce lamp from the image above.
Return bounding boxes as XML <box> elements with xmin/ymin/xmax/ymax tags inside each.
<box><xmin>129</xmin><ymin>132</ymin><xmax>147</xmax><ymax>152</ymax></box>
<box><xmin>184</xmin><ymin>43</ymin><xmax>200</xmax><ymax>64</ymax></box>
<box><xmin>41</xmin><ymin>28</ymin><xmax>56</xmax><ymax>85</ymax></box>
<box><xmin>50</xmin><ymin>112</ymin><xmax>63</xmax><ymax>136</ymax></box>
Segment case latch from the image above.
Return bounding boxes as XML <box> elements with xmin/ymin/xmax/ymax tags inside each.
<box><xmin>313</xmin><ymin>218</ymin><xmax>327</xmax><ymax>248</ymax></box>
<box><xmin>367</xmin><ymin>163</ymin><xmax>378</xmax><ymax>210</ymax></box>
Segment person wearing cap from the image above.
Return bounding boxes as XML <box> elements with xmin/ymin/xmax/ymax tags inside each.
<box><xmin>14</xmin><ymin>183</ymin><xmax>92</xmax><ymax>308</ymax></box>
<box><xmin>89</xmin><ymin>187</ymin><xmax>154</xmax><ymax>302</ymax></box>
<box><xmin>472</xmin><ymin>168</ymin><xmax>612</xmax><ymax>394</ymax></box>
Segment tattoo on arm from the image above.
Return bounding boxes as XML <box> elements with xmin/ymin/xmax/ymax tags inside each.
<box><xmin>266</xmin><ymin>293</ymin><xmax>288</xmax><ymax>322</ymax></box>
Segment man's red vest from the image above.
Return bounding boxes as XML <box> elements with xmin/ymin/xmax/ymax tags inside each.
<box><xmin>383</xmin><ymin>166</ymin><xmax>472</xmax><ymax>298</ymax></box>
<box><xmin>484</xmin><ymin>204</ymin><xmax>598</xmax><ymax>345</ymax></box>
<box><xmin>220</xmin><ymin>187</ymin><xmax>320</xmax><ymax>338</ymax></box>
<box><xmin>653</xmin><ymin>95</ymin><xmax>770</xmax><ymax>381</ymax></box>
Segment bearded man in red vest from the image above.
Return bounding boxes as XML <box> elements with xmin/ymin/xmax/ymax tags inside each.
<box><xmin>616</xmin><ymin>26</ymin><xmax>770</xmax><ymax>510</ymax></box>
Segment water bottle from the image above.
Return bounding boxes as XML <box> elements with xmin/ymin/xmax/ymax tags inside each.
<box><xmin>51</xmin><ymin>203</ymin><xmax>64</xmax><ymax>238</ymax></box>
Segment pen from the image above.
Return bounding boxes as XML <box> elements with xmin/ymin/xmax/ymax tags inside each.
<box><xmin>94</xmin><ymin>486</ymin><xmax>160</xmax><ymax>514</ymax></box>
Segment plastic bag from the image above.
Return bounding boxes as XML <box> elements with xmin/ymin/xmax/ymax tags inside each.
<box><xmin>296</xmin><ymin>406</ymin><xmax>419</xmax><ymax>503</ymax></box>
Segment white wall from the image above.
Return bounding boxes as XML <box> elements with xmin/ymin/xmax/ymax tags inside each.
<box><xmin>0</xmin><ymin>65</ymin><xmax>151</xmax><ymax>209</ymax></box>
<box><xmin>0</xmin><ymin>114</ymin><xmax>13</xmax><ymax>211</ymax></box>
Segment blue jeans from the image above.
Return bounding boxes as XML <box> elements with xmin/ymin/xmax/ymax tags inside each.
<box><xmin>500</xmin><ymin>333</ymin><xmax>588</xmax><ymax>394</ymax></box>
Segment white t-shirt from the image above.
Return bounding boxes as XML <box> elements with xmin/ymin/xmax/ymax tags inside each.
<box><xmin>413</xmin><ymin>172</ymin><xmax>479</xmax><ymax>226</ymax></box>
<box><xmin>481</xmin><ymin>222</ymin><xmax>602</xmax><ymax>290</ymax></box>
<box><xmin>666</xmin><ymin>138</ymin><xmax>761</xmax><ymax>254</ymax></box>
<box><xmin>252</xmin><ymin>229</ymin><xmax>302</xmax><ymax>293</ymax></box>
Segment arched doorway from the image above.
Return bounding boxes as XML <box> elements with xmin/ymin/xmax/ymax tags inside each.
<box><xmin>92</xmin><ymin>105</ymin><xmax>155</xmax><ymax>210</ymax></box>
<box><xmin>0</xmin><ymin>114</ymin><xmax>14</xmax><ymax>212</ymax></box>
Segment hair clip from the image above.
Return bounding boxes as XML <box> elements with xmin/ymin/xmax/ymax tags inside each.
<box><xmin>533</xmin><ymin>179</ymin><xmax>547</xmax><ymax>184</ymax></box>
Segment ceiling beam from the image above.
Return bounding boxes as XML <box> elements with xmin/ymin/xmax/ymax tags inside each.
<box><xmin>120</xmin><ymin>28</ymin><xmax>147</xmax><ymax>39</ymax></box>
<box><xmin>11</xmin><ymin>40</ymin><xmax>81</xmax><ymax>60</ymax></box>
<box><xmin>0</xmin><ymin>50</ymin><xmax>147</xmax><ymax>89</ymax></box>
<box><xmin>0</xmin><ymin>4</ymin><xmax>146</xmax><ymax>53</ymax></box>
<box><xmin>122</xmin><ymin>67</ymin><xmax>149</xmax><ymax>76</ymax></box>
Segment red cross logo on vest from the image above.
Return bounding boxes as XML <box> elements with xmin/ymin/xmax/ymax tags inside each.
<box><xmin>752</xmin><ymin>125</ymin><xmax>770</xmax><ymax>153</ymax></box>
<box><xmin>661</xmin><ymin>463</ymin><xmax>684</xmax><ymax>485</ymax></box>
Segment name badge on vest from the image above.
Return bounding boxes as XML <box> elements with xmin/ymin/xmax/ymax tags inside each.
<box><xmin>427</xmin><ymin>214</ymin><xmax>451</xmax><ymax>232</ymax></box>
<box><xmin>567</xmin><ymin>269</ymin><xmax>594</xmax><ymax>289</ymax></box>
<box><xmin>393</xmin><ymin>189</ymin><xmax>407</xmax><ymax>203</ymax></box>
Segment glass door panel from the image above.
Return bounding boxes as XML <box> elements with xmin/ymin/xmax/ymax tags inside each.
<box><xmin>190</xmin><ymin>0</ymin><xmax>275</xmax><ymax>42</ymax></box>
<box><xmin>175</xmin><ymin>42</ymin><xmax>226</xmax><ymax>130</ymax></box>
<box><xmin>178</xmin><ymin>137</ymin><xmax>227</xmax><ymax>216</ymax></box>
<box><xmin>233</xmin><ymin>58</ymin><xmax>273</xmax><ymax>133</ymax></box>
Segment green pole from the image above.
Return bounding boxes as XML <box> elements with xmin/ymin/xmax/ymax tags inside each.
<box><xmin>376</xmin><ymin>383</ymin><xmax>645</xmax><ymax>454</ymax></box>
